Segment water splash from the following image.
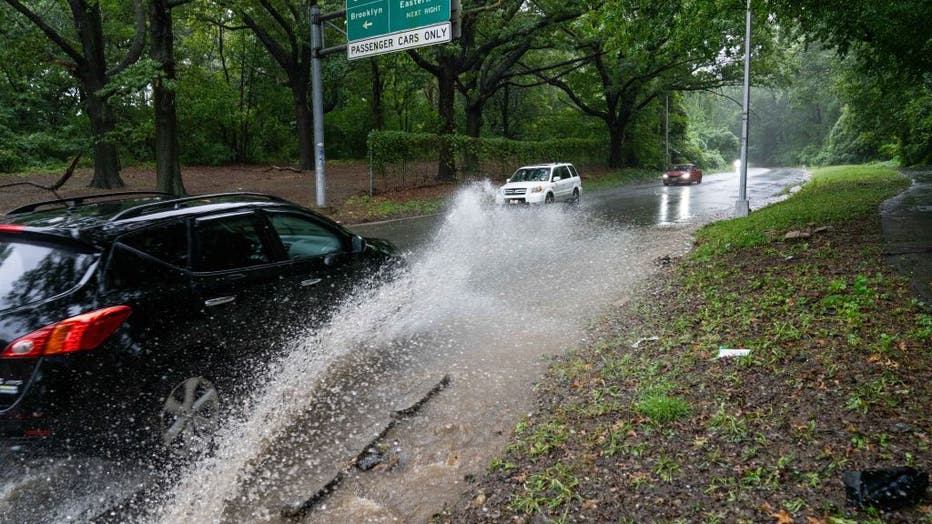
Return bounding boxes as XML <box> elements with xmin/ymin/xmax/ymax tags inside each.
<box><xmin>151</xmin><ymin>182</ymin><xmax>691</xmax><ymax>522</ymax></box>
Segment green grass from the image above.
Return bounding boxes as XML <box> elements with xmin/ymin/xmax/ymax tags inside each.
<box><xmin>508</xmin><ymin>462</ymin><xmax>580</xmax><ymax>517</ymax></box>
<box><xmin>635</xmin><ymin>392</ymin><xmax>691</xmax><ymax>423</ymax></box>
<box><xmin>583</xmin><ymin>167</ymin><xmax>659</xmax><ymax>190</ymax></box>
<box><xmin>341</xmin><ymin>194</ymin><xmax>443</xmax><ymax>219</ymax></box>
<box><xmin>692</xmin><ymin>165</ymin><xmax>908</xmax><ymax>259</ymax></box>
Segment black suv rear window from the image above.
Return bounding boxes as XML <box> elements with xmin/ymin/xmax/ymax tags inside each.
<box><xmin>0</xmin><ymin>238</ymin><xmax>95</xmax><ymax>311</ymax></box>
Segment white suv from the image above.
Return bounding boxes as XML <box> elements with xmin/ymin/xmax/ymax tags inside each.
<box><xmin>495</xmin><ymin>163</ymin><xmax>582</xmax><ymax>205</ymax></box>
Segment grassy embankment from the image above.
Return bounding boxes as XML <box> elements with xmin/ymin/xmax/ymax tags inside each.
<box><xmin>447</xmin><ymin>165</ymin><xmax>932</xmax><ymax>523</ymax></box>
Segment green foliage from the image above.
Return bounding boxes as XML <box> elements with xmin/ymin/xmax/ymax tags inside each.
<box><xmin>537</xmin><ymin>0</ymin><xmax>787</xmax><ymax>168</ymax></box>
<box><xmin>635</xmin><ymin>392</ymin><xmax>691</xmax><ymax>423</ymax></box>
<box><xmin>767</xmin><ymin>0</ymin><xmax>931</xmax><ymax>78</ymax></box>
<box><xmin>583</xmin><ymin>168</ymin><xmax>658</xmax><ymax>190</ymax></box>
<box><xmin>1</xmin><ymin>0</ymin><xmax>925</xmax><ymax>176</ymax></box>
<box><xmin>367</xmin><ymin>131</ymin><xmax>607</xmax><ymax>180</ymax></box>
<box><xmin>509</xmin><ymin>463</ymin><xmax>580</xmax><ymax>515</ymax></box>
<box><xmin>341</xmin><ymin>195</ymin><xmax>443</xmax><ymax>219</ymax></box>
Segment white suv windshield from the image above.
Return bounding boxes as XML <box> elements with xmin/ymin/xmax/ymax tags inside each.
<box><xmin>510</xmin><ymin>168</ymin><xmax>550</xmax><ymax>182</ymax></box>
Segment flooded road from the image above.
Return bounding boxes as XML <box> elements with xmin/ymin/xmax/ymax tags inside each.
<box><xmin>1</xmin><ymin>169</ymin><xmax>806</xmax><ymax>523</ymax></box>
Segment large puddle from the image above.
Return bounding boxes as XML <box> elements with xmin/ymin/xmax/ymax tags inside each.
<box><xmin>2</xmin><ymin>183</ymin><xmax>697</xmax><ymax>522</ymax></box>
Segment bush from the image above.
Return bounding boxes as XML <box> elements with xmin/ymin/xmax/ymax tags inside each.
<box><xmin>0</xmin><ymin>148</ymin><xmax>23</xmax><ymax>173</ymax></box>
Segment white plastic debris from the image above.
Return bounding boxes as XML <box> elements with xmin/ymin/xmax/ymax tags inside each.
<box><xmin>716</xmin><ymin>347</ymin><xmax>751</xmax><ymax>358</ymax></box>
<box><xmin>631</xmin><ymin>336</ymin><xmax>659</xmax><ymax>349</ymax></box>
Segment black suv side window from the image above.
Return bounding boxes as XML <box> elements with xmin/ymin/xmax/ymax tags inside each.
<box><xmin>267</xmin><ymin>213</ymin><xmax>344</xmax><ymax>260</ymax></box>
<box><xmin>119</xmin><ymin>222</ymin><xmax>189</xmax><ymax>268</ymax></box>
<box><xmin>194</xmin><ymin>214</ymin><xmax>271</xmax><ymax>272</ymax></box>
<box><xmin>567</xmin><ymin>164</ymin><xmax>579</xmax><ymax>178</ymax></box>
<box><xmin>108</xmin><ymin>222</ymin><xmax>190</xmax><ymax>287</ymax></box>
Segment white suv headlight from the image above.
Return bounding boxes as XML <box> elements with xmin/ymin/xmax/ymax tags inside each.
<box><xmin>530</xmin><ymin>185</ymin><xmax>544</xmax><ymax>193</ymax></box>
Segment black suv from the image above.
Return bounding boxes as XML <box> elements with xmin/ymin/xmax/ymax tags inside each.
<box><xmin>0</xmin><ymin>192</ymin><xmax>398</xmax><ymax>455</ymax></box>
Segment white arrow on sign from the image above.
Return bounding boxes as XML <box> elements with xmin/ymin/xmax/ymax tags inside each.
<box><xmin>363</xmin><ymin>21</ymin><xmax>372</xmax><ymax>29</ymax></box>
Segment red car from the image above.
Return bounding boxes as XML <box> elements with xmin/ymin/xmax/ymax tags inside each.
<box><xmin>662</xmin><ymin>163</ymin><xmax>703</xmax><ymax>186</ymax></box>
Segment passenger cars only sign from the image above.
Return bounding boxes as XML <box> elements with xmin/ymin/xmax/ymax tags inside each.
<box><xmin>346</xmin><ymin>0</ymin><xmax>451</xmax><ymax>60</ymax></box>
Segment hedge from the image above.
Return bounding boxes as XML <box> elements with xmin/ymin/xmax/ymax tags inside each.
<box><xmin>367</xmin><ymin>131</ymin><xmax>607</xmax><ymax>190</ymax></box>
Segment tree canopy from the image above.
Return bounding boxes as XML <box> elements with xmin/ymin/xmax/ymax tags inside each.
<box><xmin>0</xmin><ymin>0</ymin><xmax>927</xmax><ymax>186</ymax></box>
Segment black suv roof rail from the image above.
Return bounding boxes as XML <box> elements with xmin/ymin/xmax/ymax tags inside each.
<box><xmin>6</xmin><ymin>191</ymin><xmax>175</xmax><ymax>216</ymax></box>
<box><xmin>108</xmin><ymin>192</ymin><xmax>289</xmax><ymax>221</ymax></box>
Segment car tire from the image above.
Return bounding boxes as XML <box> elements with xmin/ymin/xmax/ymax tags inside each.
<box><xmin>159</xmin><ymin>375</ymin><xmax>221</xmax><ymax>458</ymax></box>
<box><xmin>569</xmin><ymin>189</ymin><xmax>580</xmax><ymax>205</ymax></box>
<box><xmin>545</xmin><ymin>193</ymin><xmax>555</xmax><ymax>204</ymax></box>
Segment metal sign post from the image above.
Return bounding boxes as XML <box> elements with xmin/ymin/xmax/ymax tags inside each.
<box><xmin>308</xmin><ymin>0</ymin><xmax>457</xmax><ymax>207</ymax></box>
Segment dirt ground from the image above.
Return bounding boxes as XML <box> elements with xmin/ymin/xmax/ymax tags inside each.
<box><xmin>0</xmin><ymin>163</ymin><xmax>457</xmax><ymax>225</ymax></box>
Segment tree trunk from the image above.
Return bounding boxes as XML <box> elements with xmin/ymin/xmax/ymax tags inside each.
<box><xmin>75</xmin><ymin>1</ymin><xmax>124</xmax><ymax>189</ymax></box>
<box><xmin>85</xmin><ymin>89</ymin><xmax>124</xmax><ymax>189</ymax></box>
<box><xmin>463</xmin><ymin>99</ymin><xmax>483</xmax><ymax>174</ymax></box>
<box><xmin>370</xmin><ymin>59</ymin><xmax>384</xmax><ymax>130</ymax></box>
<box><xmin>436</xmin><ymin>58</ymin><xmax>457</xmax><ymax>182</ymax></box>
<box><xmin>293</xmin><ymin>82</ymin><xmax>313</xmax><ymax>171</ymax></box>
<box><xmin>150</xmin><ymin>0</ymin><xmax>186</xmax><ymax>196</ymax></box>
<box><xmin>608</xmin><ymin>122</ymin><xmax>625</xmax><ymax>168</ymax></box>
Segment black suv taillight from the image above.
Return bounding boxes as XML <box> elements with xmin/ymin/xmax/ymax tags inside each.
<box><xmin>1</xmin><ymin>306</ymin><xmax>132</xmax><ymax>358</ymax></box>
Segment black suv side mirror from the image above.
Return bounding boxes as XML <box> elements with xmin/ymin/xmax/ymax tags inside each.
<box><xmin>351</xmin><ymin>235</ymin><xmax>367</xmax><ymax>254</ymax></box>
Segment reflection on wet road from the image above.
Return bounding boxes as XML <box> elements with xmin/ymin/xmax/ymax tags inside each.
<box><xmin>353</xmin><ymin>168</ymin><xmax>809</xmax><ymax>249</ymax></box>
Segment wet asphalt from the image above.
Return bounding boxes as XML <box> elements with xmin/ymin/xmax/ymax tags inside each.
<box><xmin>880</xmin><ymin>168</ymin><xmax>932</xmax><ymax>304</ymax></box>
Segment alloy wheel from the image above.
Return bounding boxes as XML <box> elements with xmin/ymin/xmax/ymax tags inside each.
<box><xmin>160</xmin><ymin>376</ymin><xmax>220</xmax><ymax>456</ymax></box>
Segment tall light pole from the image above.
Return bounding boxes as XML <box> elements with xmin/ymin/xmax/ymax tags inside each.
<box><xmin>665</xmin><ymin>94</ymin><xmax>670</xmax><ymax>167</ymax></box>
<box><xmin>310</xmin><ymin>4</ymin><xmax>326</xmax><ymax>208</ymax></box>
<box><xmin>735</xmin><ymin>0</ymin><xmax>752</xmax><ymax>217</ymax></box>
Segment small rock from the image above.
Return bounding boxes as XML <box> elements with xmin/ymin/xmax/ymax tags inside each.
<box><xmin>891</xmin><ymin>422</ymin><xmax>914</xmax><ymax>434</ymax></box>
<box><xmin>784</xmin><ymin>230</ymin><xmax>811</xmax><ymax>241</ymax></box>
<box><xmin>474</xmin><ymin>493</ymin><xmax>487</xmax><ymax>505</ymax></box>
<box><xmin>357</xmin><ymin>448</ymin><xmax>383</xmax><ymax>471</ymax></box>
<box><xmin>813</xmin><ymin>225</ymin><xmax>831</xmax><ymax>234</ymax></box>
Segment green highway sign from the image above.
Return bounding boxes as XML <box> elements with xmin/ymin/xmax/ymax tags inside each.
<box><xmin>346</xmin><ymin>0</ymin><xmax>452</xmax><ymax>60</ymax></box>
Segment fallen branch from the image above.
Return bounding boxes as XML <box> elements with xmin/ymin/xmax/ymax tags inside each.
<box><xmin>263</xmin><ymin>165</ymin><xmax>303</xmax><ymax>173</ymax></box>
<box><xmin>0</xmin><ymin>153</ymin><xmax>82</xmax><ymax>201</ymax></box>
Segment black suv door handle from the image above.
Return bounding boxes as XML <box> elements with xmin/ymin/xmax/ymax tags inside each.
<box><xmin>300</xmin><ymin>278</ymin><xmax>322</xmax><ymax>287</ymax></box>
<box><xmin>204</xmin><ymin>296</ymin><xmax>236</xmax><ymax>307</ymax></box>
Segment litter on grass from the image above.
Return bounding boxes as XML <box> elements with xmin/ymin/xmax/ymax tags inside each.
<box><xmin>631</xmin><ymin>336</ymin><xmax>659</xmax><ymax>349</ymax></box>
<box><xmin>842</xmin><ymin>467</ymin><xmax>929</xmax><ymax>510</ymax></box>
<box><xmin>716</xmin><ymin>347</ymin><xmax>751</xmax><ymax>358</ymax></box>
